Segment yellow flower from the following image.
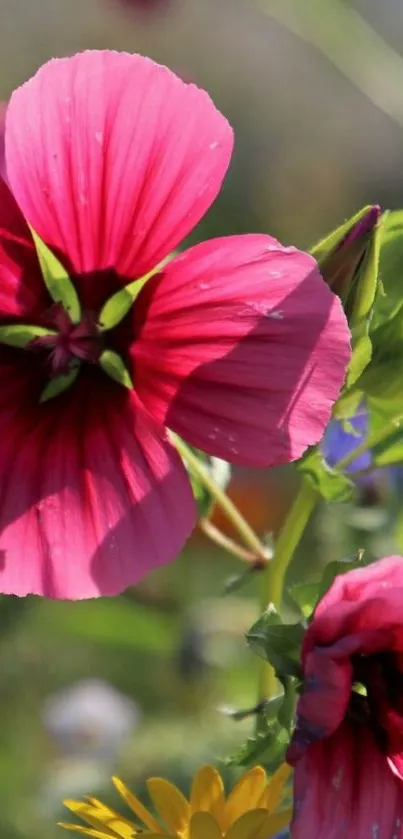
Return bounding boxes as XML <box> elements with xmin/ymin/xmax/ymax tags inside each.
<box><xmin>60</xmin><ymin>763</ymin><xmax>292</xmax><ymax>839</ymax></box>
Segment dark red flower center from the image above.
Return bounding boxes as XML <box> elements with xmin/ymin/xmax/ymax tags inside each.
<box><xmin>31</xmin><ymin>305</ymin><xmax>103</xmax><ymax>375</ymax></box>
<box><xmin>350</xmin><ymin>651</ymin><xmax>403</xmax><ymax>753</ymax></box>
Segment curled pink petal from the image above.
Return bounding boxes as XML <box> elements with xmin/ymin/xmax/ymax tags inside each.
<box><xmin>289</xmin><ymin>556</ymin><xmax>403</xmax><ymax>838</ymax></box>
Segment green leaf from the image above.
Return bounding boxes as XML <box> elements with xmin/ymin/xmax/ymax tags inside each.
<box><xmin>367</xmin><ymin>405</ymin><xmax>403</xmax><ymax>467</ymax></box>
<box><xmin>345</xmin><ymin>210</ymin><xmax>382</xmax><ymax>388</ymax></box>
<box><xmin>30</xmin><ymin>227</ymin><xmax>81</xmax><ymax>324</ymax></box>
<box><xmin>99</xmin><ymin>349</ymin><xmax>133</xmax><ymax>389</ymax></box>
<box><xmin>227</xmin><ymin>724</ymin><xmax>287</xmax><ymax>768</ymax></box>
<box><xmin>98</xmin><ymin>271</ymin><xmax>153</xmax><ymax>331</ymax></box>
<box><xmin>289</xmin><ymin>581</ymin><xmax>320</xmax><ymax>618</ymax></box>
<box><xmin>298</xmin><ymin>448</ymin><xmax>355</xmax><ymax>502</ymax></box>
<box><xmin>0</xmin><ymin>324</ymin><xmax>56</xmax><ymax>348</ymax></box>
<box><xmin>277</xmin><ymin>676</ymin><xmax>298</xmax><ymax>733</ymax></box>
<box><xmin>246</xmin><ymin>606</ymin><xmax>304</xmax><ymax>680</ymax></box>
<box><xmin>318</xmin><ymin>550</ymin><xmax>368</xmax><ymax>598</ymax></box>
<box><xmin>40</xmin><ymin>366</ymin><xmax>80</xmax><ymax>402</ymax></box>
<box><xmin>371</xmin><ymin>210</ymin><xmax>403</xmax><ymax>331</ymax></box>
<box><xmin>354</xmin><ymin>212</ymin><xmax>403</xmax><ymax>423</ymax></box>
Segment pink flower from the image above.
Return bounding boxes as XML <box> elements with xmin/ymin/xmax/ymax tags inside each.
<box><xmin>0</xmin><ymin>50</ymin><xmax>350</xmax><ymax>599</ymax></box>
<box><xmin>0</xmin><ymin>103</ymin><xmax>6</xmax><ymax>182</ymax></box>
<box><xmin>287</xmin><ymin>556</ymin><xmax>403</xmax><ymax>839</ymax></box>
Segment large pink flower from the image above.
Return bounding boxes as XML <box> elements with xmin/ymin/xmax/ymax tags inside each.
<box><xmin>0</xmin><ymin>102</ymin><xmax>5</xmax><ymax>182</ymax></box>
<box><xmin>0</xmin><ymin>50</ymin><xmax>350</xmax><ymax>599</ymax></box>
<box><xmin>287</xmin><ymin>556</ymin><xmax>403</xmax><ymax>839</ymax></box>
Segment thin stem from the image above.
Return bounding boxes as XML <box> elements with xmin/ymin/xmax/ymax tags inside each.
<box><xmin>335</xmin><ymin>412</ymin><xmax>403</xmax><ymax>472</ymax></box>
<box><xmin>199</xmin><ymin>518</ymin><xmax>266</xmax><ymax>564</ymax></box>
<box><xmin>171</xmin><ymin>434</ymin><xmax>270</xmax><ymax>563</ymax></box>
<box><xmin>259</xmin><ymin>0</ymin><xmax>403</xmax><ymax>130</ymax></box>
<box><xmin>257</xmin><ymin>479</ymin><xmax>318</xmax><ymax>701</ymax></box>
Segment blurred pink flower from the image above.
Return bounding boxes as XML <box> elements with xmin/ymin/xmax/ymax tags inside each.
<box><xmin>287</xmin><ymin>556</ymin><xmax>403</xmax><ymax>839</ymax></box>
<box><xmin>0</xmin><ymin>50</ymin><xmax>350</xmax><ymax>599</ymax></box>
<box><xmin>0</xmin><ymin>103</ymin><xmax>6</xmax><ymax>181</ymax></box>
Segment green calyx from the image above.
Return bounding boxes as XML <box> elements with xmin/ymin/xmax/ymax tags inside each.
<box><xmin>40</xmin><ymin>366</ymin><xmax>81</xmax><ymax>403</ymax></box>
<box><xmin>30</xmin><ymin>227</ymin><xmax>81</xmax><ymax>324</ymax></box>
<box><xmin>0</xmin><ymin>324</ymin><xmax>56</xmax><ymax>348</ymax></box>
<box><xmin>0</xmin><ymin>228</ymin><xmax>150</xmax><ymax>402</ymax></box>
<box><xmin>98</xmin><ymin>268</ymin><xmax>156</xmax><ymax>331</ymax></box>
<box><xmin>99</xmin><ymin>349</ymin><xmax>133</xmax><ymax>390</ymax></box>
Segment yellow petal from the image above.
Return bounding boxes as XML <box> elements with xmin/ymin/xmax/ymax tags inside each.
<box><xmin>190</xmin><ymin>766</ymin><xmax>225</xmax><ymax>825</ymax></box>
<box><xmin>63</xmin><ymin>801</ymin><xmax>122</xmax><ymax>839</ymax></box>
<box><xmin>224</xmin><ymin>768</ymin><xmax>267</xmax><ymax>828</ymax></box>
<box><xmin>147</xmin><ymin>778</ymin><xmax>190</xmax><ymax>834</ymax></box>
<box><xmin>81</xmin><ymin>799</ymin><xmax>136</xmax><ymax>839</ymax></box>
<box><xmin>258</xmin><ymin>764</ymin><xmax>292</xmax><ymax>813</ymax></box>
<box><xmin>225</xmin><ymin>810</ymin><xmax>269</xmax><ymax>839</ymax></box>
<box><xmin>58</xmin><ymin>825</ymin><xmax>121</xmax><ymax>839</ymax></box>
<box><xmin>188</xmin><ymin>812</ymin><xmax>223</xmax><ymax>839</ymax></box>
<box><xmin>112</xmin><ymin>777</ymin><xmax>163</xmax><ymax>833</ymax></box>
<box><xmin>259</xmin><ymin>808</ymin><xmax>292</xmax><ymax>838</ymax></box>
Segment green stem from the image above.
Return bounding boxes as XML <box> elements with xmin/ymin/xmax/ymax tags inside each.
<box><xmin>256</xmin><ymin>409</ymin><xmax>403</xmax><ymax>702</ymax></box>
<box><xmin>335</xmin><ymin>413</ymin><xmax>403</xmax><ymax>472</ymax></box>
<box><xmin>258</xmin><ymin>478</ymin><xmax>318</xmax><ymax>701</ymax></box>
<box><xmin>199</xmin><ymin>517</ymin><xmax>263</xmax><ymax>564</ymax></box>
<box><xmin>171</xmin><ymin>434</ymin><xmax>270</xmax><ymax>563</ymax></box>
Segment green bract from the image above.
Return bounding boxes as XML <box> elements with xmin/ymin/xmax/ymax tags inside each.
<box><xmin>40</xmin><ymin>367</ymin><xmax>80</xmax><ymax>403</ymax></box>
<box><xmin>0</xmin><ymin>324</ymin><xmax>56</xmax><ymax>348</ymax></box>
<box><xmin>98</xmin><ymin>269</ymin><xmax>155</xmax><ymax>331</ymax></box>
<box><xmin>99</xmin><ymin>349</ymin><xmax>133</xmax><ymax>390</ymax></box>
<box><xmin>30</xmin><ymin>227</ymin><xmax>81</xmax><ymax>324</ymax></box>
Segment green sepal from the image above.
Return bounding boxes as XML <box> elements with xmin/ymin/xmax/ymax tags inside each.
<box><xmin>30</xmin><ymin>227</ymin><xmax>81</xmax><ymax>324</ymax></box>
<box><xmin>99</xmin><ymin>349</ymin><xmax>133</xmax><ymax>389</ymax></box>
<box><xmin>40</xmin><ymin>366</ymin><xmax>80</xmax><ymax>403</ymax></box>
<box><xmin>0</xmin><ymin>324</ymin><xmax>56</xmax><ymax>348</ymax></box>
<box><xmin>298</xmin><ymin>448</ymin><xmax>355</xmax><ymax>502</ymax></box>
<box><xmin>98</xmin><ymin>269</ymin><xmax>155</xmax><ymax>331</ymax></box>
<box><xmin>311</xmin><ymin>205</ymin><xmax>381</xmax><ymax>388</ymax></box>
<box><xmin>289</xmin><ymin>581</ymin><xmax>320</xmax><ymax>619</ymax></box>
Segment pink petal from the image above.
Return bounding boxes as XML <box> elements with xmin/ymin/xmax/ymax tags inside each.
<box><xmin>0</xmin><ymin>177</ymin><xmax>49</xmax><ymax>320</ymax></box>
<box><xmin>0</xmin><ymin>362</ymin><xmax>195</xmax><ymax>598</ymax></box>
<box><xmin>291</xmin><ymin>722</ymin><xmax>403</xmax><ymax>839</ymax></box>
<box><xmin>131</xmin><ymin>235</ymin><xmax>351</xmax><ymax>466</ymax></box>
<box><xmin>316</xmin><ymin>555</ymin><xmax>403</xmax><ymax>616</ymax></box>
<box><xmin>302</xmin><ymin>557</ymin><xmax>403</xmax><ymax>662</ymax></box>
<box><xmin>6</xmin><ymin>50</ymin><xmax>232</xmax><ymax>279</ymax></box>
<box><xmin>0</xmin><ymin>102</ymin><xmax>6</xmax><ymax>181</ymax></box>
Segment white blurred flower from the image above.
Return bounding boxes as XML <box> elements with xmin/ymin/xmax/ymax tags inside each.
<box><xmin>42</xmin><ymin>678</ymin><xmax>140</xmax><ymax>759</ymax></box>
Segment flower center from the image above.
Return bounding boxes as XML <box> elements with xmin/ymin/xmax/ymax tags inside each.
<box><xmin>32</xmin><ymin>305</ymin><xmax>103</xmax><ymax>375</ymax></box>
<box><xmin>0</xmin><ymin>230</ymin><xmax>157</xmax><ymax>401</ymax></box>
<box><xmin>350</xmin><ymin>652</ymin><xmax>403</xmax><ymax>752</ymax></box>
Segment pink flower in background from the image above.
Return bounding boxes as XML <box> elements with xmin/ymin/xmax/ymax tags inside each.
<box><xmin>287</xmin><ymin>556</ymin><xmax>403</xmax><ymax>839</ymax></box>
<box><xmin>0</xmin><ymin>103</ymin><xmax>6</xmax><ymax>181</ymax></box>
<box><xmin>0</xmin><ymin>50</ymin><xmax>350</xmax><ymax>599</ymax></box>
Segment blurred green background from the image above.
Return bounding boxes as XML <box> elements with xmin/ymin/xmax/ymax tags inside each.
<box><xmin>1</xmin><ymin>0</ymin><xmax>403</xmax><ymax>836</ymax></box>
